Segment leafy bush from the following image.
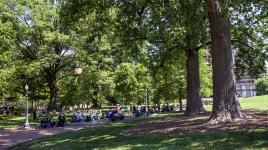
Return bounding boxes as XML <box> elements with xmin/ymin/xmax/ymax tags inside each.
<box><xmin>256</xmin><ymin>76</ymin><xmax>268</xmax><ymax>95</ymax></box>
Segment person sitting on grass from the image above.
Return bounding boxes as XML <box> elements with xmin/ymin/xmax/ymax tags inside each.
<box><xmin>57</xmin><ymin>114</ymin><xmax>65</xmax><ymax>127</ymax></box>
<box><xmin>58</xmin><ymin>115</ymin><xmax>62</xmax><ymax>127</ymax></box>
<box><xmin>90</xmin><ymin>112</ymin><xmax>95</xmax><ymax>122</ymax></box>
<box><xmin>50</xmin><ymin>117</ymin><xmax>56</xmax><ymax>127</ymax></box>
<box><xmin>108</xmin><ymin>108</ymin><xmax>113</xmax><ymax>122</ymax></box>
<box><xmin>41</xmin><ymin>117</ymin><xmax>54</xmax><ymax>128</ymax></box>
<box><xmin>95</xmin><ymin>112</ymin><xmax>99</xmax><ymax>120</ymax></box>
<box><xmin>86</xmin><ymin>114</ymin><xmax>91</xmax><ymax>122</ymax></box>
<box><xmin>40</xmin><ymin>118</ymin><xmax>46</xmax><ymax>128</ymax></box>
<box><xmin>72</xmin><ymin>112</ymin><xmax>83</xmax><ymax>122</ymax></box>
<box><xmin>72</xmin><ymin>112</ymin><xmax>77</xmax><ymax>120</ymax></box>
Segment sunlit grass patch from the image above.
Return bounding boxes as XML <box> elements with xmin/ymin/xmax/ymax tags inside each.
<box><xmin>9</xmin><ymin>113</ymin><xmax>268</xmax><ymax>150</ymax></box>
<box><xmin>204</xmin><ymin>95</ymin><xmax>268</xmax><ymax>112</ymax></box>
<box><xmin>240</xmin><ymin>95</ymin><xmax>268</xmax><ymax>110</ymax></box>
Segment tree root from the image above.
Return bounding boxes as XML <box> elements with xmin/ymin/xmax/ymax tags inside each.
<box><xmin>206</xmin><ymin>111</ymin><xmax>250</xmax><ymax>125</ymax></box>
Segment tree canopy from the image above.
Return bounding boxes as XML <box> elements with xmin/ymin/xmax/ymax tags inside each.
<box><xmin>0</xmin><ymin>0</ymin><xmax>267</xmax><ymax>118</ymax></box>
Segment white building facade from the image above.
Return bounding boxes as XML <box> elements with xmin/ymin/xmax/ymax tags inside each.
<box><xmin>236</xmin><ymin>76</ymin><xmax>256</xmax><ymax>97</ymax></box>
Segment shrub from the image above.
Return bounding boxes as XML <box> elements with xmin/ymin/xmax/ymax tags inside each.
<box><xmin>256</xmin><ymin>76</ymin><xmax>268</xmax><ymax>95</ymax></box>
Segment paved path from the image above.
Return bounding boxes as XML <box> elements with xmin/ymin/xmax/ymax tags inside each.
<box><xmin>0</xmin><ymin>118</ymin><xmax>123</xmax><ymax>150</ymax></box>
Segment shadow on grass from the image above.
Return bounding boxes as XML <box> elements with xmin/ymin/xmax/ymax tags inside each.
<box><xmin>9</xmin><ymin>117</ymin><xmax>268</xmax><ymax>150</ymax></box>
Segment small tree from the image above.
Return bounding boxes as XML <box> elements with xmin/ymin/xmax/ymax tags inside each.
<box><xmin>114</xmin><ymin>63</ymin><xmax>138</xmax><ymax>104</ymax></box>
<box><xmin>114</xmin><ymin>63</ymin><xmax>151</xmax><ymax>105</ymax></box>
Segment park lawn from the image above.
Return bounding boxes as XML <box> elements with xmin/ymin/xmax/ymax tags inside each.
<box><xmin>240</xmin><ymin>95</ymin><xmax>268</xmax><ymax>110</ymax></box>
<box><xmin>0</xmin><ymin>116</ymin><xmax>24</xmax><ymax>129</ymax></box>
<box><xmin>204</xmin><ymin>95</ymin><xmax>268</xmax><ymax>112</ymax></box>
<box><xmin>9</xmin><ymin>114</ymin><xmax>268</xmax><ymax>150</ymax></box>
<box><xmin>0</xmin><ymin>115</ymin><xmax>63</xmax><ymax>130</ymax></box>
<box><xmin>0</xmin><ymin>116</ymin><xmax>38</xmax><ymax>129</ymax></box>
<box><xmin>7</xmin><ymin>98</ymin><xmax>268</xmax><ymax>149</ymax></box>
<box><xmin>1</xmin><ymin>95</ymin><xmax>267</xmax><ymax>130</ymax></box>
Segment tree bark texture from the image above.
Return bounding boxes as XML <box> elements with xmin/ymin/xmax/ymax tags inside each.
<box><xmin>155</xmin><ymin>93</ymin><xmax>161</xmax><ymax>111</ymax></box>
<box><xmin>45</xmin><ymin>71</ymin><xmax>58</xmax><ymax>111</ymax></box>
<box><xmin>179</xmin><ymin>87</ymin><xmax>183</xmax><ymax>111</ymax></box>
<box><xmin>205</xmin><ymin>0</ymin><xmax>243</xmax><ymax>123</ymax></box>
<box><xmin>91</xmin><ymin>90</ymin><xmax>100</xmax><ymax>108</ymax></box>
<box><xmin>48</xmin><ymin>82</ymin><xmax>58</xmax><ymax>111</ymax></box>
<box><xmin>185</xmin><ymin>48</ymin><xmax>205</xmax><ymax>115</ymax></box>
<box><xmin>91</xmin><ymin>99</ymin><xmax>99</xmax><ymax>108</ymax></box>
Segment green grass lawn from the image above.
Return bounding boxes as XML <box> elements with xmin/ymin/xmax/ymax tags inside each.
<box><xmin>240</xmin><ymin>95</ymin><xmax>268</xmax><ymax>110</ymax></box>
<box><xmin>1</xmin><ymin>95</ymin><xmax>267</xmax><ymax>129</ymax></box>
<box><xmin>9</xmin><ymin>115</ymin><xmax>268</xmax><ymax>150</ymax></box>
<box><xmin>4</xmin><ymin>95</ymin><xmax>268</xmax><ymax>149</ymax></box>
<box><xmin>0</xmin><ymin>115</ymin><xmax>73</xmax><ymax>130</ymax></box>
<box><xmin>0</xmin><ymin>114</ymin><xmax>76</xmax><ymax>130</ymax></box>
<box><xmin>204</xmin><ymin>95</ymin><xmax>268</xmax><ymax>112</ymax></box>
<box><xmin>0</xmin><ymin>116</ymin><xmax>39</xmax><ymax>129</ymax></box>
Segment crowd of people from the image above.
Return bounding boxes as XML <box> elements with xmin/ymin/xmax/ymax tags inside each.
<box><xmin>106</xmin><ymin>107</ymin><xmax>124</xmax><ymax>122</ymax></box>
<box><xmin>36</xmin><ymin>103</ymin><xmax>175</xmax><ymax>128</ymax></box>
<box><xmin>72</xmin><ymin>111</ymin><xmax>101</xmax><ymax>122</ymax></box>
<box><xmin>40</xmin><ymin>113</ymin><xmax>66</xmax><ymax>128</ymax></box>
<box><xmin>131</xmin><ymin>103</ymin><xmax>174</xmax><ymax>117</ymax></box>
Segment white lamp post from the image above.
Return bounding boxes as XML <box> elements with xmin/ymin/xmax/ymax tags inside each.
<box><xmin>144</xmin><ymin>88</ymin><xmax>149</xmax><ymax>117</ymax></box>
<box><xmin>146</xmin><ymin>88</ymin><xmax>148</xmax><ymax>109</ymax></box>
<box><xmin>145</xmin><ymin>88</ymin><xmax>148</xmax><ymax>109</ymax></box>
<box><xmin>24</xmin><ymin>84</ymin><xmax>30</xmax><ymax>129</ymax></box>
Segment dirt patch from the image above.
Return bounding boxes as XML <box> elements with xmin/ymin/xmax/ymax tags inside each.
<box><xmin>123</xmin><ymin>110</ymin><xmax>268</xmax><ymax>136</ymax></box>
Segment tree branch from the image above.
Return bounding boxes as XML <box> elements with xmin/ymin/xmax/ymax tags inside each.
<box><xmin>15</xmin><ymin>40</ymin><xmax>36</xmax><ymax>59</ymax></box>
<box><xmin>196</xmin><ymin>41</ymin><xmax>212</xmax><ymax>50</ymax></box>
<box><xmin>231</xmin><ymin>39</ymin><xmax>254</xmax><ymax>50</ymax></box>
<box><xmin>56</xmin><ymin>69</ymin><xmax>75</xmax><ymax>83</ymax></box>
<box><xmin>244</xmin><ymin>12</ymin><xmax>268</xmax><ymax>31</ymax></box>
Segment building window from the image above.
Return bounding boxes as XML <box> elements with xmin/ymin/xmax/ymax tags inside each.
<box><xmin>242</xmin><ymin>91</ymin><xmax>247</xmax><ymax>97</ymax></box>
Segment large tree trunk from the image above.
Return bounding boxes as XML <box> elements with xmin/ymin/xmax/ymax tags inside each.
<box><xmin>179</xmin><ymin>87</ymin><xmax>183</xmax><ymax>112</ymax></box>
<box><xmin>45</xmin><ymin>71</ymin><xmax>58</xmax><ymax>111</ymax></box>
<box><xmin>91</xmin><ymin>90</ymin><xmax>99</xmax><ymax>108</ymax></box>
<box><xmin>48</xmin><ymin>83</ymin><xmax>58</xmax><ymax>111</ymax></box>
<box><xmin>91</xmin><ymin>99</ymin><xmax>99</xmax><ymax>108</ymax></box>
<box><xmin>185</xmin><ymin>48</ymin><xmax>205</xmax><ymax>115</ymax></box>
<box><xmin>155</xmin><ymin>93</ymin><xmax>161</xmax><ymax>111</ymax></box>
<box><xmin>205</xmin><ymin>0</ymin><xmax>243</xmax><ymax>123</ymax></box>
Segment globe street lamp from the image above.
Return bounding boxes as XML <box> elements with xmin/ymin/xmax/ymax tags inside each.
<box><xmin>74</xmin><ymin>66</ymin><xmax>83</xmax><ymax>75</ymax></box>
<box><xmin>24</xmin><ymin>84</ymin><xmax>30</xmax><ymax>129</ymax></box>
